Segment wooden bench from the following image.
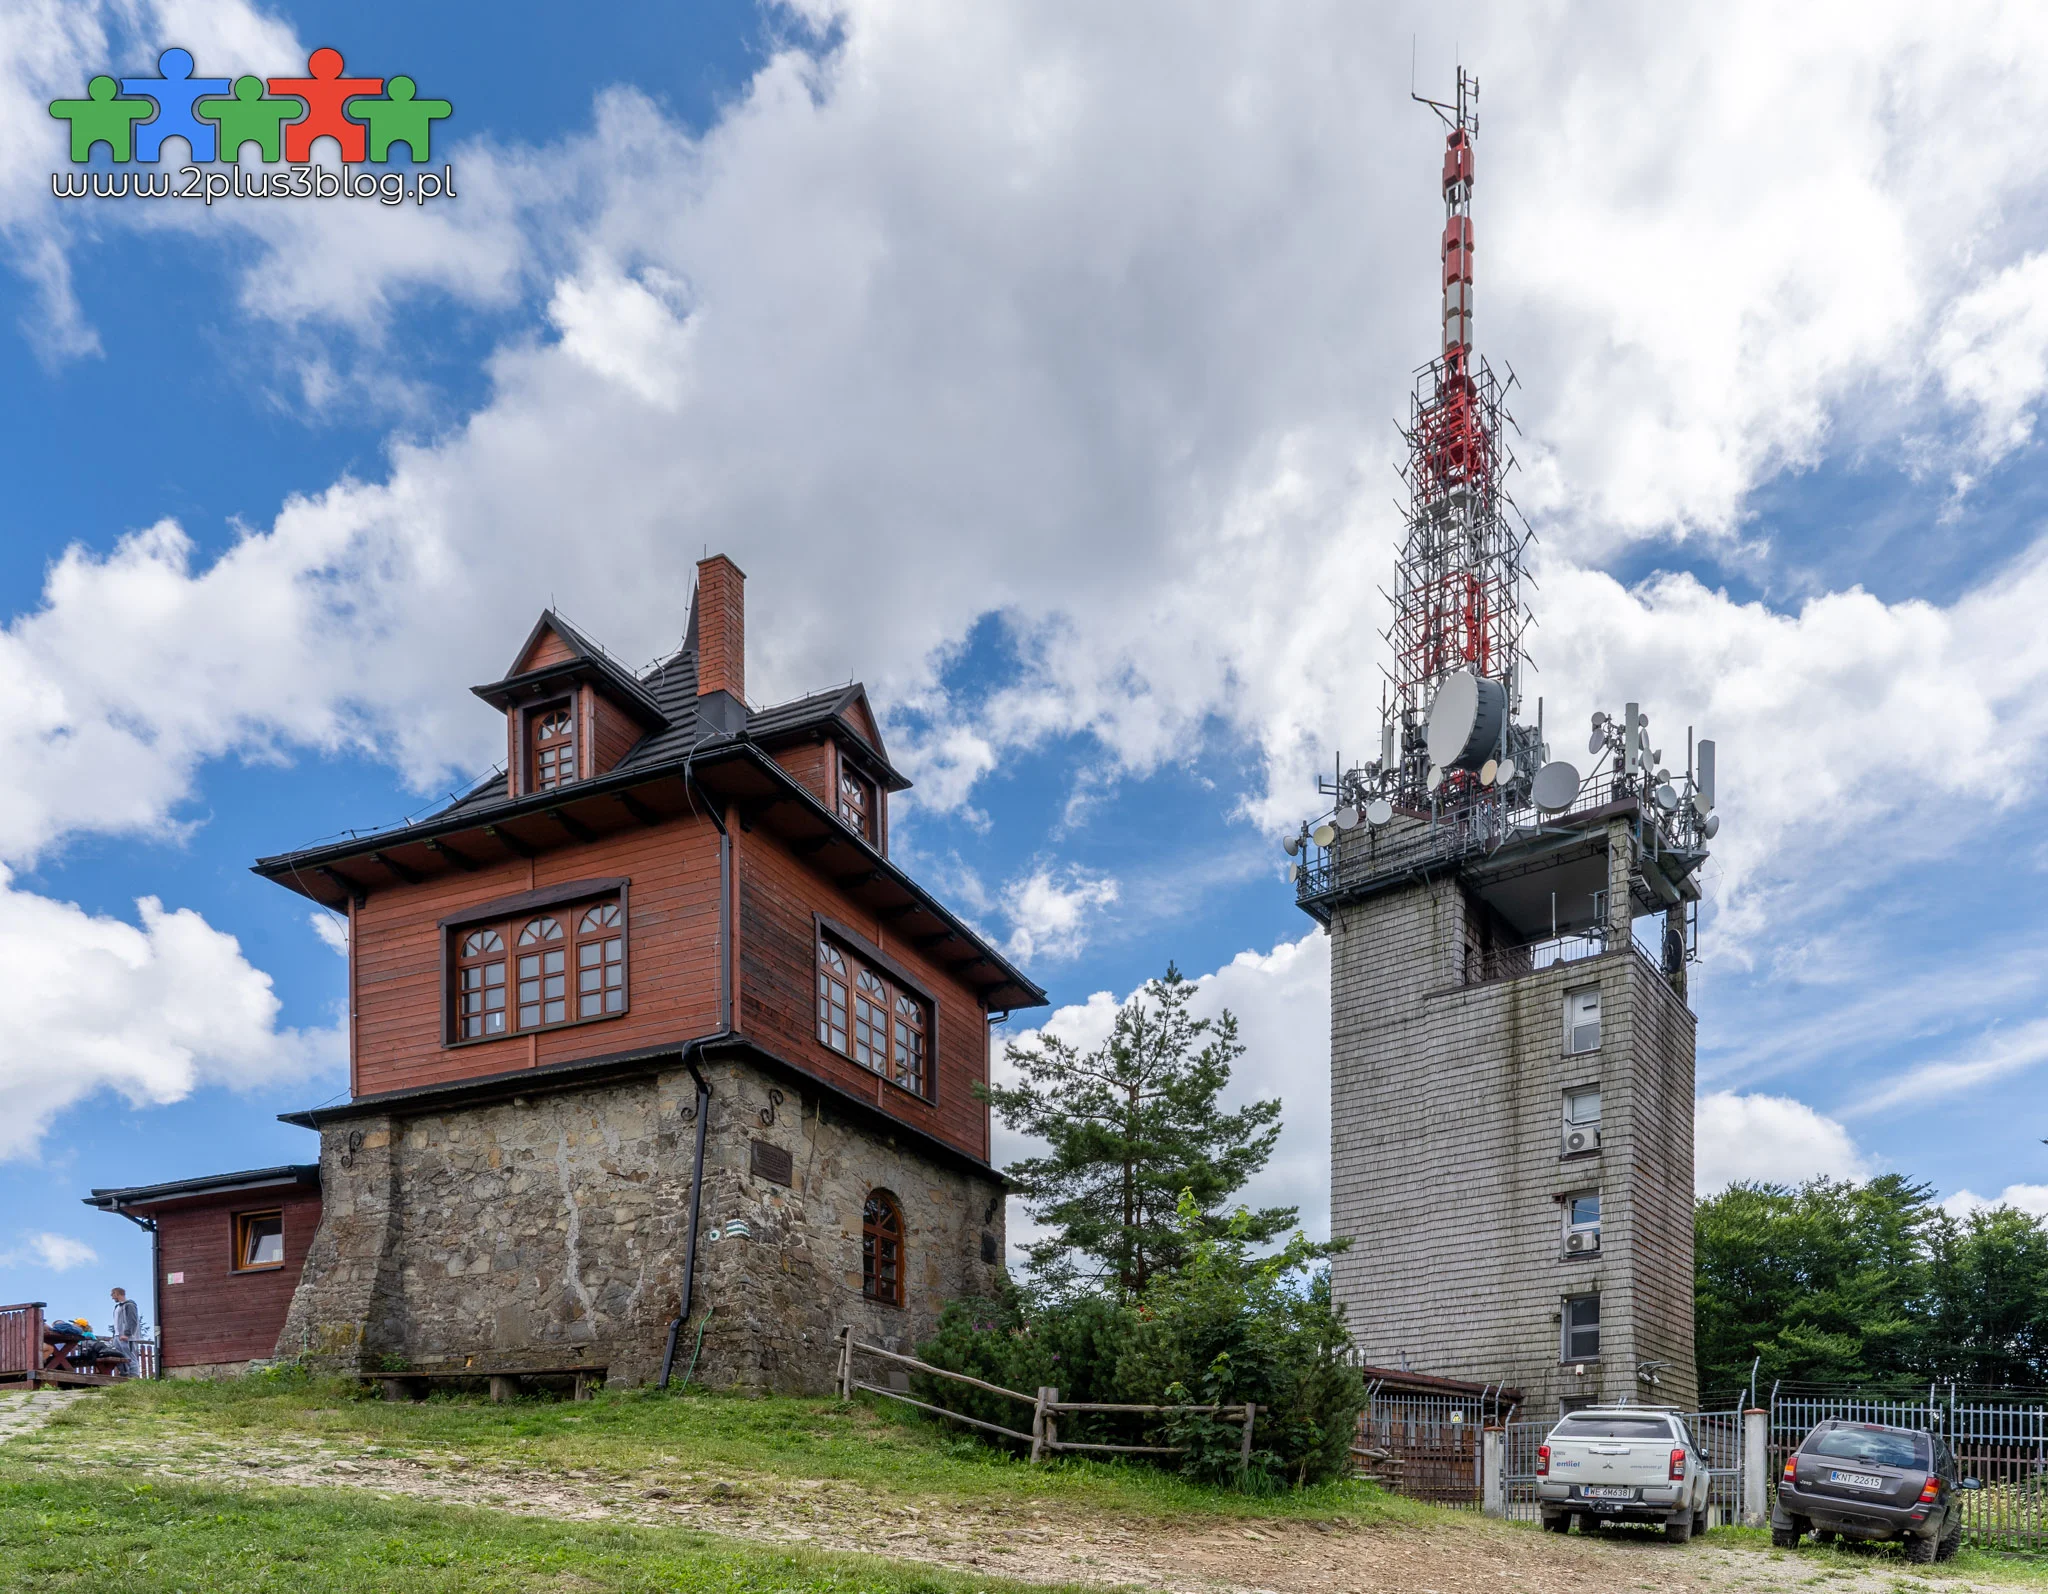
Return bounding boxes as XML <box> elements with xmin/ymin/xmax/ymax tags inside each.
<box><xmin>375</xmin><ymin>1366</ymin><xmax>605</xmax><ymax>1403</ymax></box>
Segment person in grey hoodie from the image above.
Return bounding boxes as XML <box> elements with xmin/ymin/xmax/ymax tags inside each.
<box><xmin>108</xmin><ymin>1287</ymin><xmax>141</xmax><ymax>1379</ymax></box>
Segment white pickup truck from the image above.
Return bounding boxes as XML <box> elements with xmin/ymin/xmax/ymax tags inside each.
<box><xmin>1536</xmin><ymin>1406</ymin><xmax>1711</xmax><ymax>1542</ymax></box>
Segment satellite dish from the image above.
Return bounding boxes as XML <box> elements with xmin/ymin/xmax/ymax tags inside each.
<box><xmin>1496</xmin><ymin>757</ymin><xmax>1517</xmax><ymax>785</ymax></box>
<box><xmin>1285</xmin><ymin>862</ymin><xmax>1300</xmax><ymax>882</ymax></box>
<box><xmin>1365</xmin><ymin>797</ymin><xmax>1393</xmax><ymax>826</ymax></box>
<box><xmin>1531</xmin><ymin>761</ymin><xmax>1582</xmax><ymax>812</ymax></box>
<box><xmin>1479</xmin><ymin>758</ymin><xmax>1499</xmax><ymax>786</ymax></box>
<box><xmin>1587</xmin><ymin>731</ymin><xmax>1605</xmax><ymax>755</ymax></box>
<box><xmin>1334</xmin><ymin>805</ymin><xmax>1360</xmax><ymax>830</ymax></box>
<box><xmin>1283</xmin><ymin>835</ymin><xmax>1301</xmax><ymax>857</ymax></box>
<box><xmin>1702</xmin><ymin>814</ymin><xmax>1720</xmax><ymax>840</ymax></box>
<box><xmin>1426</xmin><ymin>766</ymin><xmax>1443</xmax><ymax>794</ymax></box>
<box><xmin>1692</xmin><ymin>791</ymin><xmax>1712</xmax><ymax>818</ymax></box>
<box><xmin>1311</xmin><ymin>821</ymin><xmax>1337</xmax><ymax>848</ymax></box>
<box><xmin>1654</xmin><ymin>783</ymin><xmax>1679</xmax><ymax>812</ymax></box>
<box><xmin>1591</xmin><ymin>710</ymin><xmax>1609</xmax><ymax>728</ymax></box>
<box><xmin>1426</xmin><ymin>670</ymin><xmax>1509</xmax><ymax>771</ymax></box>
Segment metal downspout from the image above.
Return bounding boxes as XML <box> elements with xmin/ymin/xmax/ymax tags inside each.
<box><xmin>660</xmin><ymin>1050</ymin><xmax>715</xmax><ymax>1389</ymax></box>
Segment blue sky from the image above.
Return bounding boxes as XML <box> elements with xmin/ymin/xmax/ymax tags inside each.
<box><xmin>3</xmin><ymin>0</ymin><xmax>2047</xmax><ymax>1335</ymax></box>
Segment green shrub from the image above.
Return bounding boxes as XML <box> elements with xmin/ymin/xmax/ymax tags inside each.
<box><xmin>914</xmin><ymin>1195</ymin><xmax>1364</xmax><ymax>1490</ymax></box>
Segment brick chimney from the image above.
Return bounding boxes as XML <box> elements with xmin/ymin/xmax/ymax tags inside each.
<box><xmin>693</xmin><ymin>553</ymin><xmax>747</xmax><ymax>735</ymax></box>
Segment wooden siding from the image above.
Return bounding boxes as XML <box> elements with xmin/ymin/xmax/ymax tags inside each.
<box><xmin>352</xmin><ymin>814</ymin><xmax>723</xmax><ymax>1097</ymax></box>
<box><xmin>772</xmin><ymin>740</ymin><xmax>832</xmax><ymax>807</ymax></box>
<box><xmin>517</xmin><ymin>624</ymin><xmax>577</xmax><ymax>674</ymax></box>
<box><xmin>589</xmin><ymin>690</ymin><xmax>642</xmax><ymax>777</ymax></box>
<box><xmin>156</xmin><ymin>1189</ymin><xmax>322</xmax><ymax>1368</ymax></box>
<box><xmin>736</xmin><ymin>832</ymin><xmax>990</xmax><ymax>1162</ymax></box>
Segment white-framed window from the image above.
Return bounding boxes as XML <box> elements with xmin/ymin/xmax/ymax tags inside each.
<box><xmin>1564</xmin><ymin>986</ymin><xmax>1601</xmax><ymax>1054</ymax></box>
<box><xmin>1562</xmin><ymin>1086</ymin><xmax>1602</xmax><ymax>1157</ymax></box>
<box><xmin>1564</xmin><ymin>1190</ymin><xmax>1601</xmax><ymax>1253</ymax></box>
<box><xmin>1562</xmin><ymin>1293</ymin><xmax>1600</xmax><ymax>1362</ymax></box>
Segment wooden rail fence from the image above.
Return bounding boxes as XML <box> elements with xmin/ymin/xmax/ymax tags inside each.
<box><xmin>835</xmin><ymin>1326</ymin><xmax>1255</xmax><ymax>1465</ymax></box>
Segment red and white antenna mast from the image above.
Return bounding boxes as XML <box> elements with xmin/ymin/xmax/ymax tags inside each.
<box><xmin>1379</xmin><ymin>65</ymin><xmax>1532</xmax><ymax>809</ymax></box>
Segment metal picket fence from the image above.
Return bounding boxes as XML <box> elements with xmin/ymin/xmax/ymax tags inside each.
<box><xmin>1769</xmin><ymin>1390</ymin><xmax>2048</xmax><ymax>1553</ymax></box>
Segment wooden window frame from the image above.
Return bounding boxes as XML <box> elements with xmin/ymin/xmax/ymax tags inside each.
<box><xmin>443</xmin><ymin>887</ymin><xmax>631</xmax><ymax>1047</ymax></box>
<box><xmin>862</xmin><ymin>1189</ymin><xmax>905</xmax><ymax>1308</ymax></box>
<box><xmin>524</xmin><ymin>695</ymin><xmax>579</xmax><ymax>795</ymax></box>
<box><xmin>454</xmin><ymin>925</ymin><xmax>509</xmax><ymax>1041</ymax></box>
<box><xmin>232</xmin><ymin>1209</ymin><xmax>286</xmax><ymax>1274</ymax></box>
<box><xmin>813</xmin><ymin>916</ymin><xmax>936</xmax><ymax>1103</ymax></box>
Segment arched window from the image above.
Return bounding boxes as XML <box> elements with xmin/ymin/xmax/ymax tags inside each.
<box><xmin>817</xmin><ymin>940</ymin><xmax>850</xmax><ymax>1053</ymax></box>
<box><xmin>575</xmin><ymin>901</ymin><xmax>625</xmax><ymax>1018</ymax></box>
<box><xmin>852</xmin><ymin>968</ymin><xmax>890</xmax><ymax>1072</ymax></box>
<box><xmin>516</xmin><ymin>916</ymin><xmax>567</xmax><ymax>1028</ymax></box>
<box><xmin>862</xmin><ymin>1190</ymin><xmax>904</xmax><ymax>1307</ymax></box>
<box><xmin>456</xmin><ymin>928</ymin><xmax>507</xmax><ymax>1038</ymax></box>
<box><xmin>891</xmin><ymin>991</ymin><xmax>926</xmax><ymax>1094</ymax></box>
<box><xmin>531</xmin><ymin>702</ymin><xmax>576</xmax><ymax>791</ymax></box>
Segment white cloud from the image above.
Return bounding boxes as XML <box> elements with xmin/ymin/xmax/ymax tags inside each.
<box><xmin>1942</xmin><ymin>1184</ymin><xmax>2048</xmax><ymax>1221</ymax></box>
<box><xmin>0</xmin><ymin>868</ymin><xmax>342</xmax><ymax>1160</ymax></box>
<box><xmin>1694</xmin><ymin>1091</ymin><xmax>1871</xmax><ymax>1195</ymax></box>
<box><xmin>0</xmin><ymin>1232</ymin><xmax>98</xmax><ymax>1270</ymax></box>
<box><xmin>5</xmin><ymin>4</ymin><xmax>2048</xmax><ymax>1161</ymax></box>
<box><xmin>308</xmin><ymin>911</ymin><xmax>349</xmax><ymax>957</ymax></box>
<box><xmin>1847</xmin><ymin>1017</ymin><xmax>2048</xmax><ymax>1117</ymax></box>
<box><xmin>1000</xmin><ymin>864</ymin><xmax>1119</xmax><ymax>961</ymax></box>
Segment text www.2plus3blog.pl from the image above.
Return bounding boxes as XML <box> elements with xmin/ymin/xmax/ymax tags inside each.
<box><xmin>53</xmin><ymin>164</ymin><xmax>456</xmax><ymax>205</ymax></box>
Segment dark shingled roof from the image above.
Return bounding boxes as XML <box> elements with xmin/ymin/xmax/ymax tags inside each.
<box><xmin>83</xmin><ymin>1165</ymin><xmax>321</xmax><ymax>1208</ymax></box>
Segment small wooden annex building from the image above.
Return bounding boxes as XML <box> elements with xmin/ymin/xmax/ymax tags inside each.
<box><xmin>85</xmin><ymin>556</ymin><xmax>1044</xmax><ymax>1391</ymax></box>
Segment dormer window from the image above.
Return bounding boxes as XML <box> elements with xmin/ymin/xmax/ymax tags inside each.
<box><xmin>838</xmin><ymin>766</ymin><xmax>876</xmax><ymax>842</ymax></box>
<box><xmin>530</xmin><ymin>701</ymin><xmax>577</xmax><ymax>792</ymax></box>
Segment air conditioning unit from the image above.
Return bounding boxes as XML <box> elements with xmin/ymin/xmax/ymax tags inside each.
<box><xmin>1562</xmin><ymin>1126</ymin><xmax>1602</xmax><ymax>1156</ymax></box>
<box><xmin>1566</xmin><ymin>1229</ymin><xmax>1601</xmax><ymax>1255</ymax></box>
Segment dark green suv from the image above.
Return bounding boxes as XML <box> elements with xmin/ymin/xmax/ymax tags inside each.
<box><xmin>1772</xmin><ymin>1420</ymin><xmax>1964</xmax><ymax>1563</ymax></box>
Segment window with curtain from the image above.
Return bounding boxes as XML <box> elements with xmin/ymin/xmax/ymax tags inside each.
<box><xmin>862</xmin><ymin>1190</ymin><xmax>903</xmax><ymax>1306</ymax></box>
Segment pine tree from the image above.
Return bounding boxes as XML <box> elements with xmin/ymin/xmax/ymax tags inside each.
<box><xmin>986</xmin><ymin>964</ymin><xmax>1294</xmax><ymax>1296</ymax></box>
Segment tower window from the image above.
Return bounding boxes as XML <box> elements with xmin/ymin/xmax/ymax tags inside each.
<box><xmin>456</xmin><ymin>927</ymin><xmax>508</xmax><ymax>1039</ymax></box>
<box><xmin>1562</xmin><ymin>1293</ymin><xmax>1600</xmax><ymax>1362</ymax></box>
<box><xmin>530</xmin><ymin>701</ymin><xmax>577</xmax><ymax>791</ymax></box>
<box><xmin>516</xmin><ymin>916</ymin><xmax>568</xmax><ymax>1028</ymax></box>
<box><xmin>1564</xmin><ymin>987</ymin><xmax>1601</xmax><ymax>1054</ymax></box>
<box><xmin>862</xmin><ymin>1190</ymin><xmax>904</xmax><ymax>1307</ymax></box>
<box><xmin>838</xmin><ymin>767</ymin><xmax>876</xmax><ymax>841</ymax></box>
<box><xmin>447</xmin><ymin>895</ymin><xmax>627</xmax><ymax>1042</ymax></box>
<box><xmin>574</xmin><ymin>902</ymin><xmax>625</xmax><ymax>1018</ymax></box>
<box><xmin>1563</xmin><ymin>1190</ymin><xmax>1601</xmax><ymax>1254</ymax></box>
<box><xmin>817</xmin><ymin>935</ymin><xmax>932</xmax><ymax>1098</ymax></box>
<box><xmin>1561</xmin><ymin>1087</ymin><xmax>1602</xmax><ymax>1158</ymax></box>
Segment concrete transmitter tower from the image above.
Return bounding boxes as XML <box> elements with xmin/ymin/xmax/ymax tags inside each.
<box><xmin>1289</xmin><ymin>71</ymin><xmax>1719</xmax><ymax>1416</ymax></box>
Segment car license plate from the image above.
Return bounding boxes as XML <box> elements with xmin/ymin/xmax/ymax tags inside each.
<box><xmin>1582</xmin><ymin>1486</ymin><xmax>1634</xmax><ymax>1499</ymax></box>
<box><xmin>1829</xmin><ymin>1470</ymin><xmax>1884</xmax><ymax>1489</ymax></box>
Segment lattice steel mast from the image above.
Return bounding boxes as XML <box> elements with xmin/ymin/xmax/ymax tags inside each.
<box><xmin>1378</xmin><ymin>68</ymin><xmax>1535</xmax><ymax>812</ymax></box>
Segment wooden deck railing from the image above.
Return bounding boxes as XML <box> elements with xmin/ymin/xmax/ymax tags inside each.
<box><xmin>834</xmin><ymin>1326</ymin><xmax>1254</xmax><ymax>1464</ymax></box>
<box><xmin>0</xmin><ymin>1302</ymin><xmax>46</xmax><ymax>1381</ymax></box>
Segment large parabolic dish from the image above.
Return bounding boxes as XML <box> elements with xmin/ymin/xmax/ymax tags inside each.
<box><xmin>1424</xmin><ymin>669</ymin><xmax>1508</xmax><ymax>771</ymax></box>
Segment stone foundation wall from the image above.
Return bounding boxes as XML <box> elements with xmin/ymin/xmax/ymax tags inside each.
<box><xmin>275</xmin><ymin>1055</ymin><xmax>1005</xmax><ymax>1390</ymax></box>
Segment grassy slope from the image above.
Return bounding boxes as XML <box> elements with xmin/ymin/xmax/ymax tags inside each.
<box><xmin>15</xmin><ymin>1375</ymin><xmax>1403</xmax><ymax>1525</ymax></box>
<box><xmin>0</xmin><ymin>1468</ymin><xmax>1097</xmax><ymax>1594</ymax></box>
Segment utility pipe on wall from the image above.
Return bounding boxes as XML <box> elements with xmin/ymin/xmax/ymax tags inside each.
<box><xmin>659</xmin><ymin>1050</ymin><xmax>715</xmax><ymax>1389</ymax></box>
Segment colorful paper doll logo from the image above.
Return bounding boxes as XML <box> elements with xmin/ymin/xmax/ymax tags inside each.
<box><xmin>51</xmin><ymin>47</ymin><xmax>451</xmax><ymax>165</ymax></box>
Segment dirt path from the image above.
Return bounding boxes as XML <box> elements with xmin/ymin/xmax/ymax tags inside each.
<box><xmin>17</xmin><ymin>1425</ymin><xmax>2017</xmax><ymax>1594</ymax></box>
